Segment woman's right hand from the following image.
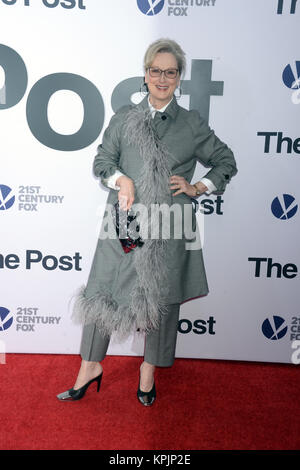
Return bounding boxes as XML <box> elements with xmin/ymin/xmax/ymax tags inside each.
<box><xmin>116</xmin><ymin>175</ymin><xmax>135</xmax><ymax>211</ymax></box>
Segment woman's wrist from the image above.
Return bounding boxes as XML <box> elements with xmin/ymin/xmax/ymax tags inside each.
<box><xmin>116</xmin><ymin>175</ymin><xmax>130</xmax><ymax>187</ymax></box>
<box><xmin>193</xmin><ymin>182</ymin><xmax>208</xmax><ymax>197</ymax></box>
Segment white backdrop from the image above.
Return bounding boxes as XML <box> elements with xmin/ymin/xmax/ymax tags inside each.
<box><xmin>0</xmin><ymin>0</ymin><xmax>299</xmax><ymax>364</ymax></box>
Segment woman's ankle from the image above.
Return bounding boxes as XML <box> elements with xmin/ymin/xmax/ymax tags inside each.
<box><xmin>81</xmin><ymin>360</ymin><xmax>103</xmax><ymax>373</ymax></box>
<box><xmin>141</xmin><ymin>361</ymin><xmax>155</xmax><ymax>371</ymax></box>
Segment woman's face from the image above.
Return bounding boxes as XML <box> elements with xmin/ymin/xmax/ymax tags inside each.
<box><xmin>145</xmin><ymin>52</ymin><xmax>180</xmax><ymax>109</ymax></box>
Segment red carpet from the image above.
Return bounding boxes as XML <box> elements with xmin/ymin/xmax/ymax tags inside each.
<box><xmin>0</xmin><ymin>354</ymin><xmax>299</xmax><ymax>450</ymax></box>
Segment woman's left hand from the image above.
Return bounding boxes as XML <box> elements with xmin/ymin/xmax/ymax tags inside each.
<box><xmin>170</xmin><ymin>175</ymin><xmax>207</xmax><ymax>197</ymax></box>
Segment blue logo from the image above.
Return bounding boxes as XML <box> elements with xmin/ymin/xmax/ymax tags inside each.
<box><xmin>262</xmin><ymin>316</ymin><xmax>288</xmax><ymax>340</ymax></box>
<box><xmin>282</xmin><ymin>61</ymin><xmax>300</xmax><ymax>89</ymax></box>
<box><xmin>137</xmin><ymin>0</ymin><xmax>164</xmax><ymax>15</ymax></box>
<box><xmin>0</xmin><ymin>307</ymin><xmax>13</xmax><ymax>331</ymax></box>
<box><xmin>0</xmin><ymin>185</ymin><xmax>15</xmax><ymax>210</ymax></box>
<box><xmin>271</xmin><ymin>194</ymin><xmax>298</xmax><ymax>220</ymax></box>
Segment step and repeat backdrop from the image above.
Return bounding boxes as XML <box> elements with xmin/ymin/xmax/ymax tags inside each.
<box><xmin>0</xmin><ymin>0</ymin><xmax>299</xmax><ymax>364</ymax></box>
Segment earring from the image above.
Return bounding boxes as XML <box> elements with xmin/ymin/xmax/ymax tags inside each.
<box><xmin>140</xmin><ymin>81</ymin><xmax>149</xmax><ymax>96</ymax></box>
<box><xmin>175</xmin><ymin>86</ymin><xmax>182</xmax><ymax>100</ymax></box>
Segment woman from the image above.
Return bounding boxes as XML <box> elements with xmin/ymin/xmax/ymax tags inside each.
<box><xmin>57</xmin><ymin>39</ymin><xmax>237</xmax><ymax>405</ymax></box>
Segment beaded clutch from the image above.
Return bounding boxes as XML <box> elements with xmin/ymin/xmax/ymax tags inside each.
<box><xmin>112</xmin><ymin>201</ymin><xmax>144</xmax><ymax>253</ymax></box>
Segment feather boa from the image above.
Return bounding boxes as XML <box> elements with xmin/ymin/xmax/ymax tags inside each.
<box><xmin>72</xmin><ymin>105</ymin><xmax>173</xmax><ymax>339</ymax></box>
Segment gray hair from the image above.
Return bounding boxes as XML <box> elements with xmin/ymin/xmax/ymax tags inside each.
<box><xmin>143</xmin><ymin>38</ymin><xmax>186</xmax><ymax>77</ymax></box>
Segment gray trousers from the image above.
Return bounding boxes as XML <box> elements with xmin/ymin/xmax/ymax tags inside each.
<box><xmin>80</xmin><ymin>303</ymin><xmax>180</xmax><ymax>367</ymax></box>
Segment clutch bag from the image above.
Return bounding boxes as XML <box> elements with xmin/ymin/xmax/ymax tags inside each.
<box><xmin>112</xmin><ymin>201</ymin><xmax>144</xmax><ymax>253</ymax></box>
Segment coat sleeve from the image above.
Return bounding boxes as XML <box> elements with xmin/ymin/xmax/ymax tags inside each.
<box><xmin>190</xmin><ymin>110</ymin><xmax>237</xmax><ymax>192</ymax></box>
<box><xmin>93</xmin><ymin>106</ymin><xmax>130</xmax><ymax>187</ymax></box>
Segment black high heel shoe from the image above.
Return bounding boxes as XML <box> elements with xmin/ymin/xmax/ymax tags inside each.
<box><xmin>137</xmin><ymin>381</ymin><xmax>156</xmax><ymax>406</ymax></box>
<box><xmin>57</xmin><ymin>372</ymin><xmax>103</xmax><ymax>401</ymax></box>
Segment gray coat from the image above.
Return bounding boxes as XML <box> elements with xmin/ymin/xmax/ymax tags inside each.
<box><xmin>72</xmin><ymin>96</ymin><xmax>237</xmax><ymax>338</ymax></box>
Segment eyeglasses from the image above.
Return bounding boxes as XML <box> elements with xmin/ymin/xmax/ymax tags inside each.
<box><xmin>147</xmin><ymin>67</ymin><xmax>179</xmax><ymax>79</ymax></box>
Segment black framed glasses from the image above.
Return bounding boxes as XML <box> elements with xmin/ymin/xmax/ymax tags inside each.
<box><xmin>148</xmin><ymin>67</ymin><xmax>179</xmax><ymax>79</ymax></box>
